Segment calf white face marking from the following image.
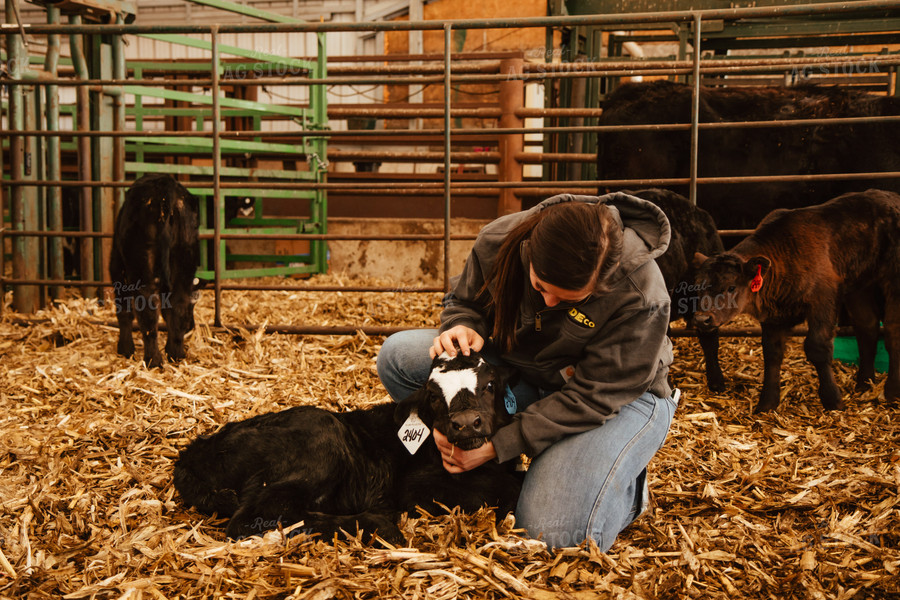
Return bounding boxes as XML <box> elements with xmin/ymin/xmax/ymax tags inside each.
<box><xmin>429</xmin><ymin>352</ymin><xmax>484</xmax><ymax>408</ymax></box>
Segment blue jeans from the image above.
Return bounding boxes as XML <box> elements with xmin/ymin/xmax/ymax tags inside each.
<box><xmin>377</xmin><ymin>329</ymin><xmax>679</xmax><ymax>551</ymax></box>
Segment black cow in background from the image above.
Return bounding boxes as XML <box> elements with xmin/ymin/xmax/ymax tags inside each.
<box><xmin>631</xmin><ymin>189</ymin><xmax>726</xmax><ymax>391</ymax></box>
<box><xmin>597</xmin><ymin>80</ymin><xmax>900</xmax><ymax>231</ymax></box>
<box><xmin>109</xmin><ymin>174</ymin><xmax>201</xmax><ymax>368</ymax></box>
<box><xmin>174</xmin><ymin>351</ymin><xmax>523</xmax><ymax>543</ymax></box>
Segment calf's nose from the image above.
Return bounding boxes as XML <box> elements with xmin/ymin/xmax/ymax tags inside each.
<box><xmin>450</xmin><ymin>409</ymin><xmax>484</xmax><ymax>433</ymax></box>
<box><xmin>694</xmin><ymin>312</ymin><xmax>712</xmax><ymax>327</ymax></box>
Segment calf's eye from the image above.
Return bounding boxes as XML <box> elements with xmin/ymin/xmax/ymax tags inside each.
<box><xmin>727</xmin><ymin>285</ymin><xmax>736</xmax><ymax>293</ymax></box>
<box><xmin>485</xmin><ymin>381</ymin><xmax>494</xmax><ymax>393</ymax></box>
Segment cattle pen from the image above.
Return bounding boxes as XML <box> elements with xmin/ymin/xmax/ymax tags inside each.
<box><xmin>2</xmin><ymin>1</ymin><xmax>900</xmax><ymax>599</ymax></box>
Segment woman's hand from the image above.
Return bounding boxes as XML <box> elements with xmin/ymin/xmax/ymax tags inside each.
<box><xmin>433</xmin><ymin>428</ymin><xmax>496</xmax><ymax>473</ymax></box>
<box><xmin>431</xmin><ymin>325</ymin><xmax>484</xmax><ymax>358</ymax></box>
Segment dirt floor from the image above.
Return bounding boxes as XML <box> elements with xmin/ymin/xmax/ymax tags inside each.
<box><xmin>0</xmin><ymin>274</ymin><xmax>898</xmax><ymax>599</ymax></box>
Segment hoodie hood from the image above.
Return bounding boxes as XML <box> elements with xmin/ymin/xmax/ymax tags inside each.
<box><xmin>533</xmin><ymin>192</ymin><xmax>672</xmax><ymax>287</ymax></box>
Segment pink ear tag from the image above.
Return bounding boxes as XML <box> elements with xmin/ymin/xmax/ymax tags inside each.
<box><xmin>750</xmin><ymin>264</ymin><xmax>763</xmax><ymax>293</ymax></box>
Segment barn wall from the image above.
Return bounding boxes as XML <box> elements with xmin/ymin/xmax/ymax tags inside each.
<box><xmin>226</xmin><ymin>217</ymin><xmax>487</xmax><ymax>286</ymax></box>
<box><xmin>327</xmin><ymin>217</ymin><xmax>485</xmax><ymax>285</ymax></box>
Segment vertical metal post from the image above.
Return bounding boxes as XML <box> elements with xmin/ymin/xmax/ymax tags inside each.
<box><xmin>443</xmin><ymin>23</ymin><xmax>452</xmax><ymax>292</ymax></box>
<box><xmin>90</xmin><ymin>29</ymin><xmax>114</xmax><ymax>300</ymax></box>
<box><xmin>313</xmin><ymin>31</ymin><xmax>328</xmax><ymax>274</ymax></box>
<box><xmin>113</xmin><ymin>13</ymin><xmax>127</xmax><ymax>209</ymax></box>
<box><xmin>7</xmin><ymin>0</ymin><xmax>39</xmax><ymax>312</ymax></box>
<box><xmin>689</xmin><ymin>13</ymin><xmax>702</xmax><ymax>206</ymax></box>
<box><xmin>567</xmin><ymin>74</ymin><xmax>586</xmax><ymax>181</ymax></box>
<box><xmin>498</xmin><ymin>57</ymin><xmax>524</xmax><ymax>216</ymax></box>
<box><xmin>211</xmin><ymin>25</ymin><xmax>223</xmax><ymax>327</ymax></box>
<box><xmin>409</xmin><ymin>0</ymin><xmax>424</xmax><ymax>134</ymax></box>
<box><xmin>46</xmin><ymin>5</ymin><xmax>64</xmax><ymax>300</ymax></box>
<box><xmin>0</xmin><ymin>82</ymin><xmax>4</xmax><ymax>315</ymax></box>
<box><xmin>70</xmin><ymin>14</ymin><xmax>94</xmax><ymax>296</ymax></box>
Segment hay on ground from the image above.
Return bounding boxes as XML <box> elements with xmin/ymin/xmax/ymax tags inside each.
<box><xmin>0</xmin><ymin>274</ymin><xmax>897</xmax><ymax>599</ymax></box>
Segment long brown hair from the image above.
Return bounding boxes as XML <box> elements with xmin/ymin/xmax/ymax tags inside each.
<box><xmin>483</xmin><ymin>201</ymin><xmax>623</xmax><ymax>352</ymax></box>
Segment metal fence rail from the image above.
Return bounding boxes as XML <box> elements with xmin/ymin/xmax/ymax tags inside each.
<box><xmin>3</xmin><ymin>0</ymin><xmax>900</xmax><ymax>337</ymax></box>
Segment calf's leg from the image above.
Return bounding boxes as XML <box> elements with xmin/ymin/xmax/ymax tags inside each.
<box><xmin>226</xmin><ymin>479</ymin><xmax>402</xmax><ymax>544</ymax></box>
<box><xmin>110</xmin><ymin>253</ymin><xmax>136</xmax><ymax>359</ymax></box>
<box><xmin>134</xmin><ymin>288</ymin><xmax>164</xmax><ymax>368</ymax></box>
<box><xmin>803</xmin><ymin>315</ymin><xmax>843</xmax><ymax>411</ymax></box>
<box><xmin>843</xmin><ymin>289</ymin><xmax>880</xmax><ymax>392</ymax></box>
<box><xmin>162</xmin><ymin>293</ymin><xmax>188</xmax><ymax>362</ymax></box>
<box><xmin>697</xmin><ymin>329</ymin><xmax>726</xmax><ymax>392</ymax></box>
<box><xmin>882</xmin><ymin>290</ymin><xmax>900</xmax><ymax>405</ymax></box>
<box><xmin>756</xmin><ymin>323</ymin><xmax>790</xmax><ymax>413</ymax></box>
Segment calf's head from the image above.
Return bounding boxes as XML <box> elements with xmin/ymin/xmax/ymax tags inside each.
<box><xmin>692</xmin><ymin>252</ymin><xmax>770</xmax><ymax>331</ymax></box>
<box><xmin>398</xmin><ymin>351</ymin><xmax>516</xmax><ymax>451</ymax></box>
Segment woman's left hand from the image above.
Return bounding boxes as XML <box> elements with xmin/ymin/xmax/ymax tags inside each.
<box><xmin>433</xmin><ymin>428</ymin><xmax>497</xmax><ymax>473</ymax></box>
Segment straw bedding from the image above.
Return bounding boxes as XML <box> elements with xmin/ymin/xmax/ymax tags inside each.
<box><xmin>1</xmin><ymin>274</ymin><xmax>898</xmax><ymax>599</ymax></box>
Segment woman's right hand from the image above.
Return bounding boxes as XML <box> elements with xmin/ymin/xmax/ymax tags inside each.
<box><xmin>431</xmin><ymin>325</ymin><xmax>484</xmax><ymax>358</ymax></box>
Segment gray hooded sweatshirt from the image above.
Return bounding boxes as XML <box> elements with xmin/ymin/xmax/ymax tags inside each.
<box><xmin>440</xmin><ymin>193</ymin><xmax>674</xmax><ymax>463</ymax></box>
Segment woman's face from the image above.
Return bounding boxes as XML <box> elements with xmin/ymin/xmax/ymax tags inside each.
<box><xmin>529</xmin><ymin>264</ymin><xmax>593</xmax><ymax>308</ymax></box>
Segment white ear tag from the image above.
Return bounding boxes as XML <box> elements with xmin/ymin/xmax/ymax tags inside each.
<box><xmin>398</xmin><ymin>409</ymin><xmax>430</xmax><ymax>455</ymax></box>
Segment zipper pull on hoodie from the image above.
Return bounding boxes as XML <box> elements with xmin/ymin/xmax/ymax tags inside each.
<box><xmin>535</xmin><ymin>312</ymin><xmax>542</xmax><ymax>332</ymax></box>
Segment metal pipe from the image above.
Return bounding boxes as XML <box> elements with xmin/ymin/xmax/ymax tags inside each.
<box><xmin>8</xmin><ymin>49</ymin><xmax>900</xmax><ymax>87</ymax></box>
<box><xmin>516</xmin><ymin>152</ymin><xmax>592</xmax><ymax>163</ymax></box>
<box><xmin>45</xmin><ymin>5</ymin><xmax>63</xmax><ymax>300</ymax></box>
<box><xmin>211</xmin><ymin>25</ymin><xmax>223</xmax><ymax>327</ymax></box>
<box><xmin>7</xmin><ymin>0</ymin><xmax>39</xmax><ymax>312</ymax></box>
<box><xmin>312</xmin><ymin>31</ymin><xmax>329</xmax><ymax>274</ymax></box>
<box><xmin>6</xmin><ymin>112</ymin><xmax>900</xmax><ymax>140</ymax></box>
<box><xmin>69</xmin><ymin>14</ymin><xmax>94</xmax><ymax>297</ymax></box>
<box><xmin>498</xmin><ymin>57</ymin><xmax>524</xmax><ymax>215</ymax></box>
<box><xmin>689</xmin><ymin>13</ymin><xmax>702</xmax><ymax>205</ymax></box>
<box><xmin>112</xmin><ymin>12</ymin><xmax>126</xmax><ymax>209</ymax></box>
<box><xmin>10</xmin><ymin>0</ymin><xmax>900</xmax><ymax>35</ymax></box>
<box><xmin>0</xmin><ymin>110</ymin><xmax>4</xmax><ymax>318</ymax></box>
<box><xmin>443</xmin><ymin>23</ymin><xmax>452</xmax><ymax>293</ymax></box>
<box><xmin>31</xmin><ymin>49</ymin><xmax>900</xmax><ymax>71</ymax></box>
<box><xmin>328</xmin><ymin>149</ymin><xmax>500</xmax><ymax>163</ymax></box>
<box><xmin>2</xmin><ymin>315</ymin><xmax>865</xmax><ymax>341</ymax></box>
<box><xmin>328</xmin><ymin>106</ymin><xmax>502</xmax><ymax>118</ymax></box>
<box><xmin>4</xmin><ymin>168</ymin><xmax>899</xmax><ymax>193</ymax></box>
<box><xmin>0</xmin><ymin>279</ymin><xmax>445</xmax><ymax>294</ymax></box>
<box><xmin>4</xmin><ymin>230</ymin><xmax>479</xmax><ymax>242</ymax></box>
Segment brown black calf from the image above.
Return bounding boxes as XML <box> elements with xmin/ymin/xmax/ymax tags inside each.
<box><xmin>692</xmin><ymin>189</ymin><xmax>900</xmax><ymax>412</ymax></box>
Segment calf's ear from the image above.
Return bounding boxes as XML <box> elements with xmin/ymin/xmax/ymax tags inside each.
<box><xmin>393</xmin><ymin>386</ymin><xmax>436</xmax><ymax>428</ymax></box>
<box><xmin>492</xmin><ymin>364</ymin><xmax>519</xmax><ymax>390</ymax></box>
<box><xmin>745</xmin><ymin>256</ymin><xmax>771</xmax><ymax>278</ymax></box>
<box><xmin>692</xmin><ymin>252</ymin><xmax>709</xmax><ymax>269</ymax></box>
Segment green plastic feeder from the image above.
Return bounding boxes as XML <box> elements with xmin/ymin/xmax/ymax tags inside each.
<box><xmin>833</xmin><ymin>337</ymin><xmax>889</xmax><ymax>373</ymax></box>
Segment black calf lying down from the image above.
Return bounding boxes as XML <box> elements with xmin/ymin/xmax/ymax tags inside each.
<box><xmin>173</xmin><ymin>351</ymin><xmax>522</xmax><ymax>542</ymax></box>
